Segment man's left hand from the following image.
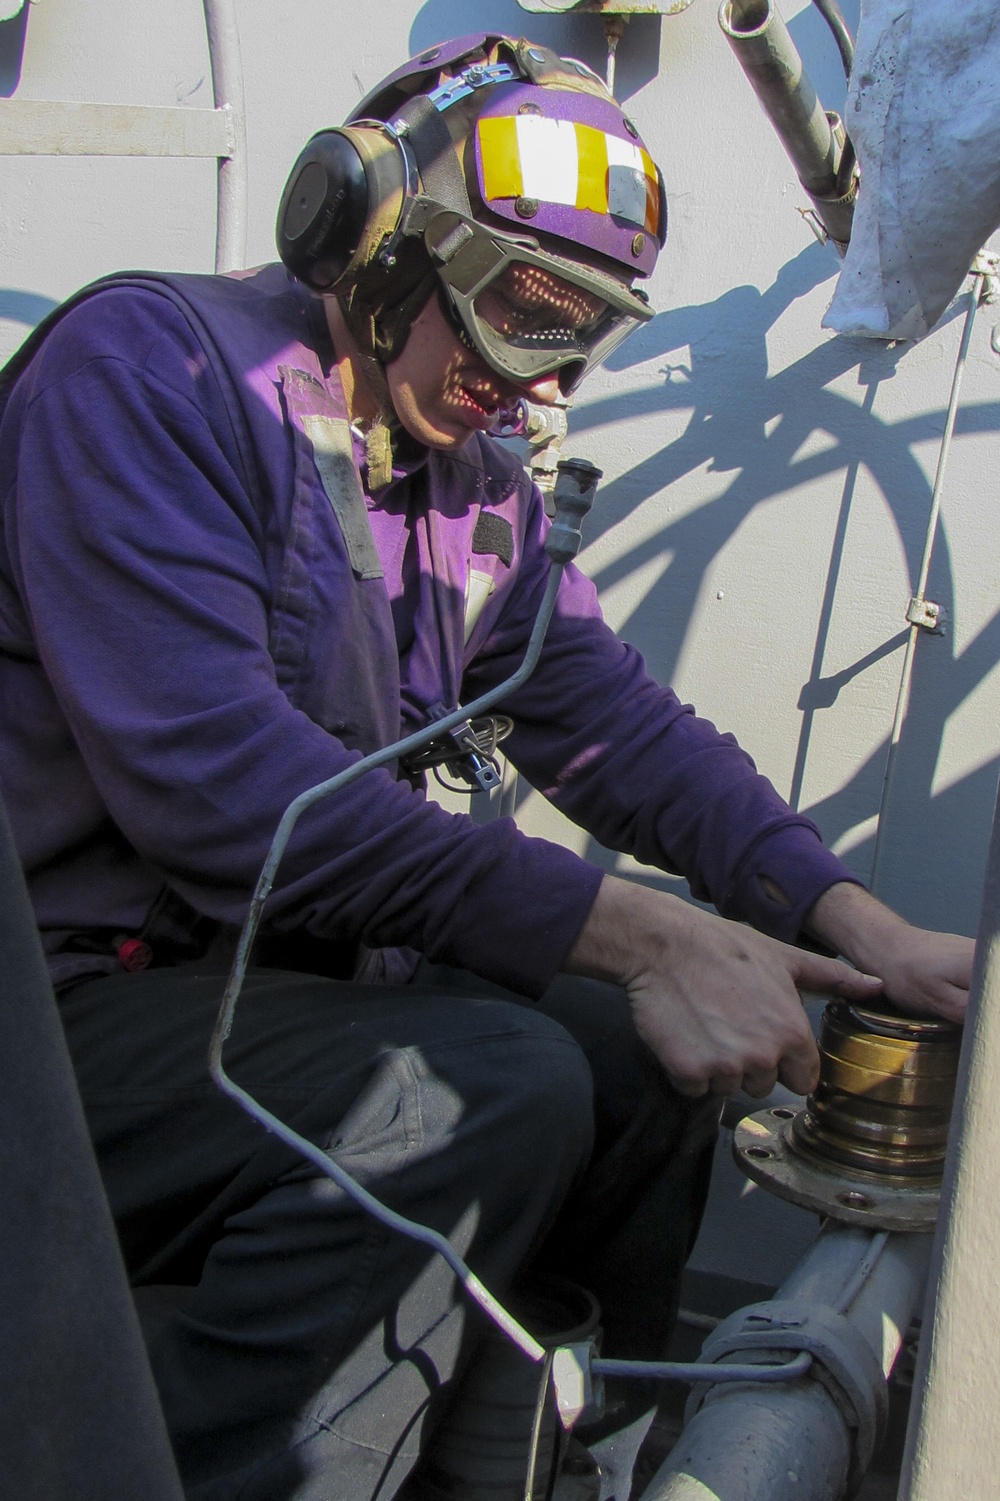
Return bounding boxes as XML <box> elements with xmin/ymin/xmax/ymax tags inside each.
<box><xmin>805</xmin><ymin>882</ymin><xmax>972</xmax><ymax>1025</ymax></box>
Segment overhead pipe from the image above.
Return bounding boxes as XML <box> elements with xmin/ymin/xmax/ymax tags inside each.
<box><xmin>642</xmin><ymin>1223</ymin><xmax>931</xmax><ymax>1501</ymax></box>
<box><xmin>718</xmin><ymin>0</ymin><xmax>856</xmax><ymax>248</ymax></box>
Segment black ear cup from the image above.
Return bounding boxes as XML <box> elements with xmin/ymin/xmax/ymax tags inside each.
<box><xmin>276</xmin><ymin>131</ymin><xmax>371</xmax><ymax>291</ymax></box>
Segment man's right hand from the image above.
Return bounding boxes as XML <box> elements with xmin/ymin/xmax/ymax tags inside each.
<box><xmin>563</xmin><ymin>874</ymin><xmax>884</xmax><ymax>1098</ymax></box>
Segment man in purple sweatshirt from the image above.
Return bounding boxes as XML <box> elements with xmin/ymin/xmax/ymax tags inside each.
<box><xmin>0</xmin><ymin>33</ymin><xmax>972</xmax><ymax>1501</ymax></box>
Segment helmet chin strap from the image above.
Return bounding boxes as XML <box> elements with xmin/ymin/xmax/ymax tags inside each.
<box><xmin>330</xmin><ymin>294</ymin><xmax>392</xmax><ymax>490</ymax></box>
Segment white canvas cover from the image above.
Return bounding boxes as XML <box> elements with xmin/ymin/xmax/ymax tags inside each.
<box><xmin>824</xmin><ymin>0</ymin><xmax>1000</xmax><ymax>340</ymax></box>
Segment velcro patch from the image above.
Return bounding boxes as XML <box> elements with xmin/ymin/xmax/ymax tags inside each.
<box><xmin>472</xmin><ymin>511</ymin><xmax>514</xmax><ymax>568</ymax></box>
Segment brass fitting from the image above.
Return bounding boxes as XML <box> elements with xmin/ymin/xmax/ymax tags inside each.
<box><xmin>791</xmin><ymin>1003</ymin><xmax>962</xmax><ymax>1186</ymax></box>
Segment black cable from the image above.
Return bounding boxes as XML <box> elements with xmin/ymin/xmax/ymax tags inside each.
<box><xmin>811</xmin><ymin>0</ymin><xmax>858</xmax><ymax>199</ymax></box>
<box><xmin>811</xmin><ymin>0</ymin><xmax>854</xmax><ymax>79</ymax></box>
<box><xmin>835</xmin><ymin>135</ymin><xmax>857</xmax><ymax>199</ymax></box>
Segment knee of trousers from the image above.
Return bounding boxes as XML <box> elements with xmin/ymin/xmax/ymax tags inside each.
<box><xmin>264</xmin><ymin>995</ymin><xmax>598</xmax><ymax>1240</ymax></box>
<box><xmin>408</xmin><ymin>999</ymin><xmax>597</xmax><ymax>1191</ymax></box>
<box><xmin>280</xmin><ymin>997</ymin><xmax>601</xmax><ymax>1287</ymax></box>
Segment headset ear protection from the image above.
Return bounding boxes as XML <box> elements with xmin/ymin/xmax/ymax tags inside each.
<box><xmin>276</xmin><ymin>125</ymin><xmax>408</xmax><ymax>292</ymax></box>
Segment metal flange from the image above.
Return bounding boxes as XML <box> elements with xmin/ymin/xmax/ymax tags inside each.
<box><xmin>734</xmin><ymin>1108</ymin><xmax>940</xmax><ymax>1232</ymax></box>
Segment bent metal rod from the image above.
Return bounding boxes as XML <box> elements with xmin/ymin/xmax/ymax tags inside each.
<box><xmin>207</xmin><ymin>456</ymin><xmax>811</xmax><ymax>1394</ymax></box>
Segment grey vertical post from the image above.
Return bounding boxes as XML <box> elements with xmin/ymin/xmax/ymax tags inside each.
<box><xmin>898</xmin><ymin>784</ymin><xmax>1000</xmax><ymax>1501</ymax></box>
<box><xmin>0</xmin><ymin>797</ymin><xmax>183</xmax><ymax>1500</ymax></box>
<box><xmin>203</xmin><ymin>0</ymin><xmax>248</xmax><ymax>272</ymax></box>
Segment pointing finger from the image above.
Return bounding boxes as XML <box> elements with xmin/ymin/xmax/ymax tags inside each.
<box><xmin>795</xmin><ymin>952</ymin><xmax>883</xmax><ymax>1002</ymax></box>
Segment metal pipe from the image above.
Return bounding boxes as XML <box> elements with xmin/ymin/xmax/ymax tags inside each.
<box><xmin>718</xmin><ymin>0</ymin><xmax>855</xmax><ymax>245</ymax></box>
<box><xmin>642</xmin><ymin>1225</ymin><xmax>931</xmax><ymax>1501</ymax></box>
<box><xmin>207</xmin><ymin>565</ymin><xmax>569</xmax><ymax>1368</ymax></box>
<box><xmin>650</xmin><ymin>1381</ymin><xmax>849</xmax><ymax>1501</ymax></box>
<box><xmin>604</xmin><ymin>15</ymin><xmax>628</xmax><ymax>97</ymax></box>
<box><xmin>202</xmin><ymin>0</ymin><xmax>248</xmax><ymax>271</ymax></box>
<box><xmin>869</xmin><ymin>273</ymin><xmax>985</xmax><ymax>895</ymax></box>
<box><xmin>208</xmin><ymin>461</ymin><xmax>603</xmax><ymax>1369</ymax></box>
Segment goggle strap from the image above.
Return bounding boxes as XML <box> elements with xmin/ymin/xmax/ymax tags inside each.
<box><xmin>392</xmin><ymin>95</ymin><xmax>473</xmax><ymax>222</ymax></box>
<box><xmin>371</xmin><ymin>268</ymin><xmax>441</xmax><ymax>363</ymax></box>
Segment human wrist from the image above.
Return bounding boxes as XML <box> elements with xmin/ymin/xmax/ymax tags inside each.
<box><xmin>563</xmin><ymin>873</ymin><xmax>681</xmax><ymax>988</ymax></box>
<box><xmin>804</xmin><ymin>881</ymin><xmax>911</xmax><ymax>975</ymax></box>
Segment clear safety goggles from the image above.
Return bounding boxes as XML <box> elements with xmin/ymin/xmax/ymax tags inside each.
<box><xmin>424</xmin><ymin>210</ymin><xmax>653</xmax><ymax>394</ymax></box>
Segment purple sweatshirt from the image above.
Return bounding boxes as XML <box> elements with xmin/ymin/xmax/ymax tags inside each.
<box><xmin>0</xmin><ymin>265</ymin><xmax>858</xmax><ymax>994</ymax></box>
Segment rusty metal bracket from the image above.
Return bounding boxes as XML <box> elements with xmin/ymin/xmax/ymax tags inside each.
<box><xmin>972</xmin><ymin>249</ymin><xmax>1000</xmax><ymax>306</ymax></box>
<box><xmin>905</xmin><ymin>596</ymin><xmax>942</xmax><ymax>631</ymax></box>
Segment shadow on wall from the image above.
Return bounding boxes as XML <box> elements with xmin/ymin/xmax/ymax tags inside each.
<box><xmin>408</xmin><ymin>0</ymin><xmax>860</xmax><ymax>109</ymax></box>
<box><xmin>539</xmin><ymin>242</ymin><xmax>998</xmax><ymax>937</ymax></box>
<box><xmin>0</xmin><ymin>290</ymin><xmax>59</xmax><ymax>329</ymax></box>
<box><xmin>0</xmin><ymin>1</ymin><xmax>29</xmax><ymax>97</ymax></box>
<box><xmin>408</xmin><ymin>2</ymin><xmax>1000</xmax><ymax>937</ymax></box>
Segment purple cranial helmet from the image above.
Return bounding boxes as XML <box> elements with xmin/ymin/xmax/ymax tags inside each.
<box><xmin>474</xmin><ymin>81</ymin><xmax>661</xmax><ymax>275</ymax></box>
<box><xmin>353</xmin><ymin>35</ymin><xmax>665</xmax><ymax>277</ymax></box>
<box><xmin>359</xmin><ymin>35</ymin><xmax>665</xmax><ymax>393</ymax></box>
<box><xmin>278</xmin><ymin>34</ymin><xmax>667</xmax><ymax>394</ymax></box>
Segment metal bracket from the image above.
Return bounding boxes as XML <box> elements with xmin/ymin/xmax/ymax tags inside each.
<box><xmin>426</xmin><ymin>62</ymin><xmax>517</xmax><ymax>113</ymax></box>
<box><xmin>690</xmin><ymin>1300</ymin><xmax>888</xmax><ymax>1494</ymax></box>
<box><xmin>524</xmin><ymin>400</ymin><xmax>571</xmax><ymax>510</ymax></box>
<box><xmin>905</xmin><ymin>596</ymin><xmax>941</xmax><ymax>631</ymax></box>
<box><xmin>552</xmin><ymin>1341</ymin><xmax>603</xmax><ymax>1430</ymax></box>
<box><xmin>517</xmin><ymin>1</ymin><xmax>695</xmax><ymax>14</ymax></box>
<box><xmin>972</xmin><ymin>249</ymin><xmax>1000</xmax><ymax>306</ymax></box>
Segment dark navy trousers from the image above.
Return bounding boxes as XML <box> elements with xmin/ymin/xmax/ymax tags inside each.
<box><xmin>59</xmin><ymin>963</ymin><xmax>718</xmax><ymax>1500</ymax></box>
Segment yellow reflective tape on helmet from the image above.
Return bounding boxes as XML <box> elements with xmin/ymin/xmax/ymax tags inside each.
<box><xmin>477</xmin><ymin>116</ymin><xmax>657</xmax><ymax>231</ymax></box>
<box><xmin>477</xmin><ymin>115</ymin><xmax>524</xmax><ymax>199</ymax></box>
<box><xmin>573</xmin><ymin>123</ymin><xmax>609</xmax><ymax>215</ymax></box>
<box><xmin>640</xmin><ymin>148</ymin><xmax>658</xmax><ymax>234</ymax></box>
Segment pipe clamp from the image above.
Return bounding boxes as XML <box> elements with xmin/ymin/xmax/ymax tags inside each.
<box><xmin>687</xmin><ymin>1299</ymin><xmax>888</xmax><ymax>1494</ymax></box>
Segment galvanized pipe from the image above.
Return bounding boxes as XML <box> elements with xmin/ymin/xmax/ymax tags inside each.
<box><xmin>203</xmin><ymin>0</ymin><xmax>248</xmax><ymax>271</ymax></box>
<box><xmin>718</xmin><ymin>0</ymin><xmax>855</xmax><ymax>245</ymax></box>
<box><xmin>643</xmin><ymin>1224</ymin><xmax>931</xmax><ymax>1501</ymax></box>
<box><xmin>868</xmin><ymin>272</ymin><xmax>986</xmax><ymax>895</ymax></box>
<box><xmin>650</xmin><ymin>1381</ymin><xmax>849</xmax><ymax>1501</ymax></box>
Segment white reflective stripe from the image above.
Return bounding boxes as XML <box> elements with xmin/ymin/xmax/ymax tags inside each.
<box><xmin>300</xmin><ymin>413</ymin><xmax>383</xmax><ymax>580</ymax></box>
<box><xmin>516</xmin><ymin>115</ymin><xmax>579</xmax><ymax>206</ymax></box>
<box><xmin>464</xmin><ymin>568</ymin><xmax>496</xmax><ymax>644</ymax></box>
<box><xmin>606</xmin><ymin>134</ymin><xmax>647</xmax><ymax>226</ymax></box>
